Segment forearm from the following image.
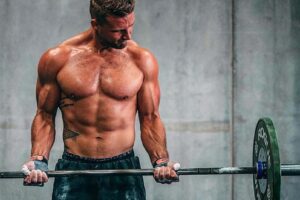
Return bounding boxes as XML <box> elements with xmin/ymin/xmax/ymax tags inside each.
<box><xmin>31</xmin><ymin>111</ymin><xmax>56</xmax><ymax>159</ymax></box>
<box><xmin>140</xmin><ymin>114</ymin><xmax>169</xmax><ymax>164</ymax></box>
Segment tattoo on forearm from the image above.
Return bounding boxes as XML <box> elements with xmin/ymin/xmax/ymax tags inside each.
<box><xmin>63</xmin><ymin>128</ymin><xmax>81</xmax><ymax>140</ymax></box>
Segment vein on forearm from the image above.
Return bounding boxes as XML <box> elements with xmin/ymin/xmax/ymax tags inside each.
<box><xmin>31</xmin><ymin>110</ymin><xmax>56</xmax><ymax>159</ymax></box>
<box><xmin>140</xmin><ymin>113</ymin><xmax>169</xmax><ymax>163</ymax></box>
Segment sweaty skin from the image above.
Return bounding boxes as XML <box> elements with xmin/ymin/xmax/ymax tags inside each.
<box><xmin>25</xmin><ymin>12</ymin><xmax>178</xmax><ymax>184</ymax></box>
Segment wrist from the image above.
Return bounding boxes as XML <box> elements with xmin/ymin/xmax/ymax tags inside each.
<box><xmin>152</xmin><ymin>158</ymin><xmax>169</xmax><ymax>168</ymax></box>
<box><xmin>30</xmin><ymin>155</ymin><xmax>48</xmax><ymax>165</ymax></box>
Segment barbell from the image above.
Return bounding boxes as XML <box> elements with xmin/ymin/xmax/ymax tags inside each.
<box><xmin>0</xmin><ymin>118</ymin><xmax>299</xmax><ymax>200</ymax></box>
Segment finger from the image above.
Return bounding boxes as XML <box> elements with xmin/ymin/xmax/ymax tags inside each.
<box><xmin>158</xmin><ymin>166</ymin><xmax>166</xmax><ymax>180</ymax></box>
<box><xmin>161</xmin><ymin>167</ymin><xmax>171</xmax><ymax>183</ymax></box>
<box><xmin>30</xmin><ymin>170</ymin><xmax>38</xmax><ymax>183</ymax></box>
<box><xmin>154</xmin><ymin>167</ymin><xmax>163</xmax><ymax>182</ymax></box>
<box><xmin>170</xmin><ymin>169</ymin><xmax>179</xmax><ymax>180</ymax></box>
<box><xmin>36</xmin><ymin>170</ymin><xmax>43</xmax><ymax>183</ymax></box>
<box><xmin>165</xmin><ymin>166</ymin><xmax>171</xmax><ymax>179</ymax></box>
<box><xmin>24</xmin><ymin>176</ymin><xmax>31</xmax><ymax>184</ymax></box>
<box><xmin>42</xmin><ymin>172</ymin><xmax>48</xmax><ymax>183</ymax></box>
<box><xmin>153</xmin><ymin>167</ymin><xmax>160</xmax><ymax>181</ymax></box>
<box><xmin>165</xmin><ymin>167</ymin><xmax>177</xmax><ymax>183</ymax></box>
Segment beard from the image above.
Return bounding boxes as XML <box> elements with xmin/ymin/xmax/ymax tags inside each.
<box><xmin>97</xmin><ymin>33</ymin><xmax>127</xmax><ymax>49</ymax></box>
<box><xmin>113</xmin><ymin>40</ymin><xmax>127</xmax><ymax>49</ymax></box>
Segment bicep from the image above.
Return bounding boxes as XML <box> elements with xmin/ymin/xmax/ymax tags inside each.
<box><xmin>35</xmin><ymin>49</ymin><xmax>63</xmax><ymax>115</ymax></box>
<box><xmin>36</xmin><ymin>78</ymin><xmax>60</xmax><ymax>115</ymax></box>
<box><xmin>137</xmin><ymin>81</ymin><xmax>161</xmax><ymax>118</ymax></box>
<box><xmin>137</xmin><ymin>51</ymin><xmax>161</xmax><ymax>117</ymax></box>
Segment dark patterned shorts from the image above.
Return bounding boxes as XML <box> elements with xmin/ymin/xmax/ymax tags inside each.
<box><xmin>52</xmin><ymin>150</ymin><xmax>146</xmax><ymax>200</ymax></box>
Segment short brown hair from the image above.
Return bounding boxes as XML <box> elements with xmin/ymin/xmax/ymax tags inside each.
<box><xmin>90</xmin><ymin>0</ymin><xmax>135</xmax><ymax>24</ymax></box>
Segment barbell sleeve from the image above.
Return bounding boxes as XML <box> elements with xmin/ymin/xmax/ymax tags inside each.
<box><xmin>281</xmin><ymin>165</ymin><xmax>300</xmax><ymax>176</ymax></box>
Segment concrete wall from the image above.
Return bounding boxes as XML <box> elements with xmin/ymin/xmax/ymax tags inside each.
<box><xmin>0</xmin><ymin>0</ymin><xmax>299</xmax><ymax>200</ymax></box>
<box><xmin>134</xmin><ymin>1</ymin><xmax>232</xmax><ymax>199</ymax></box>
<box><xmin>233</xmin><ymin>0</ymin><xmax>300</xmax><ymax>199</ymax></box>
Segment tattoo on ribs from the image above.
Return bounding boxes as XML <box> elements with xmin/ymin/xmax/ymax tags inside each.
<box><xmin>63</xmin><ymin>128</ymin><xmax>81</xmax><ymax>140</ymax></box>
<box><xmin>59</xmin><ymin>102</ymin><xmax>74</xmax><ymax>108</ymax></box>
<box><xmin>59</xmin><ymin>95</ymin><xmax>76</xmax><ymax>109</ymax></box>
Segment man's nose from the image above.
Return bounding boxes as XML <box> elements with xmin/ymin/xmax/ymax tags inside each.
<box><xmin>122</xmin><ymin>30</ymin><xmax>131</xmax><ymax>40</ymax></box>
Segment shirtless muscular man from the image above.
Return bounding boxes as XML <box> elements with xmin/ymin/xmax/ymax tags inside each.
<box><xmin>22</xmin><ymin>0</ymin><xmax>179</xmax><ymax>199</ymax></box>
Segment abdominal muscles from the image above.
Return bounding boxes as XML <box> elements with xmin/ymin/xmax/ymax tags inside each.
<box><xmin>61</xmin><ymin>93</ymin><xmax>138</xmax><ymax>158</ymax></box>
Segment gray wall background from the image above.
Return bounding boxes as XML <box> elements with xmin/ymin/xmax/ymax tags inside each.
<box><xmin>0</xmin><ymin>0</ymin><xmax>299</xmax><ymax>199</ymax></box>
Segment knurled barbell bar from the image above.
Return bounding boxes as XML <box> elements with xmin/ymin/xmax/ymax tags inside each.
<box><xmin>0</xmin><ymin>118</ymin><xmax>299</xmax><ymax>200</ymax></box>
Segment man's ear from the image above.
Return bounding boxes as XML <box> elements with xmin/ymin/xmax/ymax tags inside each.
<box><xmin>91</xmin><ymin>19</ymin><xmax>98</xmax><ymax>30</ymax></box>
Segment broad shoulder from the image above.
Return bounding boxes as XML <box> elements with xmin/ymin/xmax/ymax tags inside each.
<box><xmin>38</xmin><ymin>28</ymin><xmax>93</xmax><ymax>74</ymax></box>
<box><xmin>127</xmin><ymin>42</ymin><xmax>159</xmax><ymax>76</ymax></box>
<box><xmin>38</xmin><ymin>45</ymin><xmax>71</xmax><ymax>82</ymax></box>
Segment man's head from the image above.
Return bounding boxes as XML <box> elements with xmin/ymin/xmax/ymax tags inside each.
<box><xmin>90</xmin><ymin>0</ymin><xmax>135</xmax><ymax>24</ymax></box>
<box><xmin>90</xmin><ymin>0</ymin><xmax>136</xmax><ymax>49</ymax></box>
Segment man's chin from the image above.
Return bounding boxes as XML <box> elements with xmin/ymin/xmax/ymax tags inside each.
<box><xmin>114</xmin><ymin>41</ymin><xmax>127</xmax><ymax>49</ymax></box>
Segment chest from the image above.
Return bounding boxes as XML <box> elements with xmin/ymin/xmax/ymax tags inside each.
<box><xmin>57</xmin><ymin>52</ymin><xmax>143</xmax><ymax>100</ymax></box>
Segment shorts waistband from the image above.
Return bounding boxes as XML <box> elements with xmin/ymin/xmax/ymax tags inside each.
<box><xmin>62</xmin><ymin>149</ymin><xmax>134</xmax><ymax>163</ymax></box>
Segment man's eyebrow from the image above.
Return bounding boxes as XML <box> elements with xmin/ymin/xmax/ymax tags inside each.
<box><xmin>111</xmin><ymin>23</ymin><xmax>134</xmax><ymax>31</ymax></box>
